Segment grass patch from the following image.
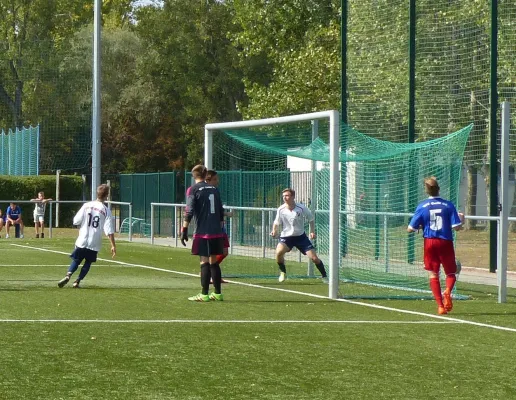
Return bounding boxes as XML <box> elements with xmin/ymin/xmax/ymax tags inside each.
<box><xmin>0</xmin><ymin>236</ymin><xmax>515</xmax><ymax>399</ymax></box>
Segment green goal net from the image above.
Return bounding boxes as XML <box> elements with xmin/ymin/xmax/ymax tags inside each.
<box><xmin>209</xmin><ymin>113</ymin><xmax>471</xmax><ymax>299</ymax></box>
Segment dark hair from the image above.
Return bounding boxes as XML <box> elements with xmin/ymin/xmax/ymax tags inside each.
<box><xmin>205</xmin><ymin>169</ymin><xmax>218</xmax><ymax>182</ymax></box>
<box><xmin>282</xmin><ymin>187</ymin><xmax>295</xmax><ymax>198</ymax></box>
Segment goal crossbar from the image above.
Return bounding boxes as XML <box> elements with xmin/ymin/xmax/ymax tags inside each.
<box><xmin>204</xmin><ymin>110</ymin><xmax>340</xmax><ymax>299</ymax></box>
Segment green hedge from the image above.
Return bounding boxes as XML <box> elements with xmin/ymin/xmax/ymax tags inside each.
<box><xmin>0</xmin><ymin>175</ymin><xmax>84</xmax><ymax>227</ymax></box>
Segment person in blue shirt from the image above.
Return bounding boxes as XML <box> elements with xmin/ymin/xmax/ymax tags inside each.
<box><xmin>5</xmin><ymin>202</ymin><xmax>24</xmax><ymax>239</ymax></box>
<box><xmin>408</xmin><ymin>177</ymin><xmax>464</xmax><ymax>315</ymax></box>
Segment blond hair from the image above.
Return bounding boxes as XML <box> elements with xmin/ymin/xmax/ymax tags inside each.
<box><xmin>424</xmin><ymin>176</ymin><xmax>440</xmax><ymax>197</ymax></box>
<box><xmin>97</xmin><ymin>184</ymin><xmax>110</xmax><ymax>201</ymax></box>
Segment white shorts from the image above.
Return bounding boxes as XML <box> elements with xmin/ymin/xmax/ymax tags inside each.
<box><xmin>34</xmin><ymin>213</ymin><xmax>45</xmax><ymax>223</ymax></box>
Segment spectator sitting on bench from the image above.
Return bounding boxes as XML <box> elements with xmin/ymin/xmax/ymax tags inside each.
<box><xmin>6</xmin><ymin>202</ymin><xmax>24</xmax><ymax>239</ymax></box>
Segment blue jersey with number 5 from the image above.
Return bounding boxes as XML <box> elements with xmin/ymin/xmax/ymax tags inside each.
<box><xmin>408</xmin><ymin>197</ymin><xmax>462</xmax><ymax>241</ymax></box>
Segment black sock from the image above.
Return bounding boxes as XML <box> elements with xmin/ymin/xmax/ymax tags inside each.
<box><xmin>278</xmin><ymin>263</ymin><xmax>286</xmax><ymax>273</ymax></box>
<box><xmin>315</xmin><ymin>261</ymin><xmax>327</xmax><ymax>278</ymax></box>
<box><xmin>210</xmin><ymin>263</ymin><xmax>222</xmax><ymax>294</ymax></box>
<box><xmin>200</xmin><ymin>262</ymin><xmax>211</xmax><ymax>295</ymax></box>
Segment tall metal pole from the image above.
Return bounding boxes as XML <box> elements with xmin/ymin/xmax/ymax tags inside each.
<box><xmin>341</xmin><ymin>0</ymin><xmax>347</xmax><ymax>125</ymax></box>
<box><xmin>489</xmin><ymin>0</ymin><xmax>498</xmax><ymax>273</ymax></box>
<box><xmin>340</xmin><ymin>0</ymin><xmax>348</xmax><ymax>258</ymax></box>
<box><xmin>92</xmin><ymin>0</ymin><xmax>102</xmax><ymax>199</ymax></box>
<box><xmin>407</xmin><ymin>0</ymin><xmax>416</xmax><ymax>263</ymax></box>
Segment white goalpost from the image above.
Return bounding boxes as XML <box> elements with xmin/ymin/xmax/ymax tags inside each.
<box><xmin>204</xmin><ymin>110</ymin><xmax>341</xmax><ymax>299</ymax></box>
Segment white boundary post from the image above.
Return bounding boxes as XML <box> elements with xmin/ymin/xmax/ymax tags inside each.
<box><xmin>328</xmin><ymin>111</ymin><xmax>340</xmax><ymax>299</ymax></box>
<box><xmin>55</xmin><ymin>169</ymin><xmax>61</xmax><ymax>227</ymax></box>
<box><xmin>205</xmin><ymin>110</ymin><xmax>340</xmax><ymax>299</ymax></box>
<box><xmin>308</xmin><ymin>120</ymin><xmax>318</xmax><ymax>277</ymax></box>
<box><xmin>205</xmin><ymin>128</ymin><xmax>213</xmax><ymax>169</ymax></box>
<box><xmin>498</xmin><ymin>101</ymin><xmax>510</xmax><ymax>303</ymax></box>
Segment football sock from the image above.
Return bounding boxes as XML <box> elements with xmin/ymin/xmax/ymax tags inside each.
<box><xmin>216</xmin><ymin>254</ymin><xmax>227</xmax><ymax>265</ymax></box>
<box><xmin>210</xmin><ymin>263</ymin><xmax>222</xmax><ymax>294</ymax></box>
<box><xmin>315</xmin><ymin>261</ymin><xmax>327</xmax><ymax>278</ymax></box>
<box><xmin>278</xmin><ymin>262</ymin><xmax>286</xmax><ymax>273</ymax></box>
<box><xmin>429</xmin><ymin>277</ymin><xmax>444</xmax><ymax>307</ymax></box>
<box><xmin>445</xmin><ymin>274</ymin><xmax>457</xmax><ymax>292</ymax></box>
<box><xmin>78</xmin><ymin>260</ymin><xmax>92</xmax><ymax>281</ymax></box>
<box><xmin>67</xmin><ymin>259</ymin><xmax>81</xmax><ymax>275</ymax></box>
<box><xmin>200</xmin><ymin>262</ymin><xmax>211</xmax><ymax>295</ymax></box>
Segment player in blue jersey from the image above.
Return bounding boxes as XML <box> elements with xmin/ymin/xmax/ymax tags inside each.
<box><xmin>182</xmin><ymin>164</ymin><xmax>225</xmax><ymax>302</ymax></box>
<box><xmin>5</xmin><ymin>202</ymin><xmax>24</xmax><ymax>239</ymax></box>
<box><xmin>270</xmin><ymin>188</ymin><xmax>328</xmax><ymax>283</ymax></box>
<box><xmin>408</xmin><ymin>176</ymin><xmax>464</xmax><ymax>315</ymax></box>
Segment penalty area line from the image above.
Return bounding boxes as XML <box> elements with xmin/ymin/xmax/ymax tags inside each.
<box><xmin>10</xmin><ymin>243</ymin><xmax>516</xmax><ymax>333</ymax></box>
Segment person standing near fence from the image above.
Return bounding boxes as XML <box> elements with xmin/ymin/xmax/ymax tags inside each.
<box><xmin>5</xmin><ymin>202</ymin><xmax>24</xmax><ymax>239</ymax></box>
<box><xmin>31</xmin><ymin>191</ymin><xmax>52</xmax><ymax>238</ymax></box>
<box><xmin>57</xmin><ymin>184</ymin><xmax>116</xmax><ymax>288</ymax></box>
<box><xmin>407</xmin><ymin>176</ymin><xmax>464</xmax><ymax>315</ymax></box>
<box><xmin>270</xmin><ymin>188</ymin><xmax>328</xmax><ymax>283</ymax></box>
<box><xmin>181</xmin><ymin>164</ymin><xmax>225</xmax><ymax>302</ymax></box>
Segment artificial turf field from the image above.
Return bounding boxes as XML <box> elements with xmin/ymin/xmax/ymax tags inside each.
<box><xmin>1</xmin><ymin>233</ymin><xmax>516</xmax><ymax>399</ymax></box>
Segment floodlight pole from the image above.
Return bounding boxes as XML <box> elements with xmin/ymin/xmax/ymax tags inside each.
<box><xmin>92</xmin><ymin>0</ymin><xmax>102</xmax><ymax>199</ymax></box>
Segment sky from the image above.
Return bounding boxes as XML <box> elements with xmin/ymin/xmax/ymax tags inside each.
<box><xmin>132</xmin><ymin>0</ymin><xmax>163</xmax><ymax>7</ymax></box>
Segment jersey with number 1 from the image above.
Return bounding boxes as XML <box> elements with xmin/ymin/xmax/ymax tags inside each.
<box><xmin>408</xmin><ymin>197</ymin><xmax>462</xmax><ymax>241</ymax></box>
<box><xmin>73</xmin><ymin>200</ymin><xmax>114</xmax><ymax>252</ymax></box>
<box><xmin>185</xmin><ymin>181</ymin><xmax>224</xmax><ymax>238</ymax></box>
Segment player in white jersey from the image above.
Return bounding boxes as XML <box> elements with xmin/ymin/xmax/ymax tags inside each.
<box><xmin>31</xmin><ymin>191</ymin><xmax>52</xmax><ymax>238</ymax></box>
<box><xmin>270</xmin><ymin>188</ymin><xmax>328</xmax><ymax>283</ymax></box>
<box><xmin>57</xmin><ymin>184</ymin><xmax>116</xmax><ymax>288</ymax></box>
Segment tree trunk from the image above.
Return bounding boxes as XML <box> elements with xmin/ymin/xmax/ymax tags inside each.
<box><xmin>465</xmin><ymin>165</ymin><xmax>477</xmax><ymax>230</ymax></box>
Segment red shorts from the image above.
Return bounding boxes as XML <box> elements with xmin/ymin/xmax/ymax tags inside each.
<box><xmin>423</xmin><ymin>238</ymin><xmax>457</xmax><ymax>275</ymax></box>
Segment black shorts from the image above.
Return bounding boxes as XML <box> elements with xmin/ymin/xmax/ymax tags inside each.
<box><xmin>70</xmin><ymin>247</ymin><xmax>98</xmax><ymax>263</ymax></box>
<box><xmin>191</xmin><ymin>237</ymin><xmax>224</xmax><ymax>257</ymax></box>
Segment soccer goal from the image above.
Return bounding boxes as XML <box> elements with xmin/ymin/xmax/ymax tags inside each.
<box><xmin>204</xmin><ymin>111</ymin><xmax>472</xmax><ymax>300</ymax></box>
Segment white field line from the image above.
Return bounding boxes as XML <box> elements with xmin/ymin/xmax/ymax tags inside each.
<box><xmin>0</xmin><ymin>319</ymin><xmax>455</xmax><ymax>324</ymax></box>
<box><xmin>1</xmin><ymin>265</ymin><xmax>113</xmax><ymax>267</ymax></box>
<box><xmin>9</xmin><ymin>243</ymin><xmax>516</xmax><ymax>333</ymax></box>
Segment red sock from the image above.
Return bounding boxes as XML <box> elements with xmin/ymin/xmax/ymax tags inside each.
<box><xmin>429</xmin><ymin>277</ymin><xmax>444</xmax><ymax>307</ymax></box>
<box><xmin>216</xmin><ymin>254</ymin><xmax>227</xmax><ymax>265</ymax></box>
<box><xmin>445</xmin><ymin>274</ymin><xmax>456</xmax><ymax>293</ymax></box>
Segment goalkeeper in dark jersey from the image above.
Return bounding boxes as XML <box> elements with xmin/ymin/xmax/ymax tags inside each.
<box><xmin>182</xmin><ymin>164</ymin><xmax>225</xmax><ymax>302</ymax></box>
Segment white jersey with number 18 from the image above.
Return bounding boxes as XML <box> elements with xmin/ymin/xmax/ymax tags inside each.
<box><xmin>73</xmin><ymin>200</ymin><xmax>114</xmax><ymax>252</ymax></box>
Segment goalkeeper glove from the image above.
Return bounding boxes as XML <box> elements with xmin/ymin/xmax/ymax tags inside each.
<box><xmin>180</xmin><ymin>227</ymin><xmax>189</xmax><ymax>246</ymax></box>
